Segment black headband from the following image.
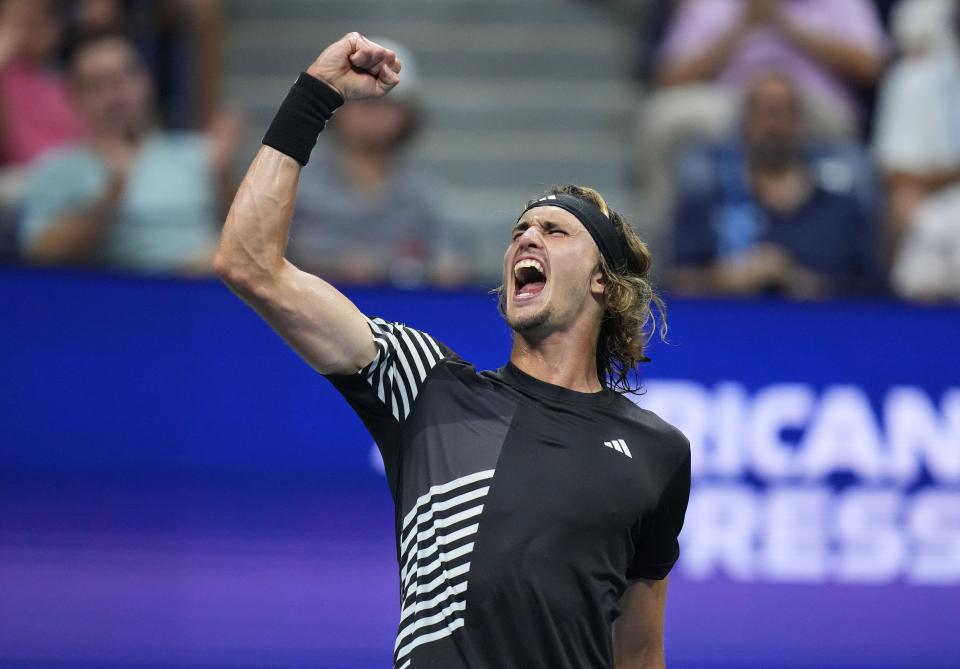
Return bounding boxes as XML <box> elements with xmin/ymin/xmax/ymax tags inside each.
<box><xmin>519</xmin><ymin>194</ymin><xmax>628</xmax><ymax>270</ymax></box>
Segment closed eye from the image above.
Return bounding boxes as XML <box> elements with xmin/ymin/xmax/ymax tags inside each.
<box><xmin>510</xmin><ymin>220</ymin><xmax>569</xmax><ymax>240</ymax></box>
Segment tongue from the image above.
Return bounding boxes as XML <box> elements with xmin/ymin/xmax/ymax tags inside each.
<box><xmin>518</xmin><ymin>281</ymin><xmax>545</xmax><ymax>297</ymax></box>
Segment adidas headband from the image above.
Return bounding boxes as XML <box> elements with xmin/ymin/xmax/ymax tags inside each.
<box><xmin>519</xmin><ymin>194</ymin><xmax>628</xmax><ymax>270</ymax></box>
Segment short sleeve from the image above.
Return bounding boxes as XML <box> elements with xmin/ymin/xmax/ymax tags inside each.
<box><xmin>325</xmin><ymin>316</ymin><xmax>455</xmax><ymax>492</ymax></box>
<box><xmin>627</xmin><ymin>446</ymin><xmax>692</xmax><ymax>581</ymax></box>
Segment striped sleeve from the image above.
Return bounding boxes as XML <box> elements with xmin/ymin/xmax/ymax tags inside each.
<box><xmin>355</xmin><ymin>317</ymin><xmax>449</xmax><ymax>423</ymax></box>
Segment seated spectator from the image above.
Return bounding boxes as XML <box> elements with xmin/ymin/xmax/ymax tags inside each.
<box><xmin>873</xmin><ymin>0</ymin><xmax>960</xmax><ymax>300</ymax></box>
<box><xmin>0</xmin><ymin>0</ymin><xmax>85</xmax><ymax>166</ymax></box>
<box><xmin>19</xmin><ymin>30</ymin><xmax>232</xmax><ymax>275</ymax></box>
<box><xmin>65</xmin><ymin>0</ymin><xmax>225</xmax><ymax>130</ymax></box>
<box><xmin>290</xmin><ymin>39</ymin><xmax>468</xmax><ymax>287</ymax></box>
<box><xmin>634</xmin><ymin>0</ymin><xmax>887</xmax><ymax>259</ymax></box>
<box><xmin>669</xmin><ymin>73</ymin><xmax>880</xmax><ymax>299</ymax></box>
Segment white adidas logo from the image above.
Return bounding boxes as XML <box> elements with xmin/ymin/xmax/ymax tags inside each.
<box><xmin>604</xmin><ymin>439</ymin><xmax>632</xmax><ymax>458</ymax></box>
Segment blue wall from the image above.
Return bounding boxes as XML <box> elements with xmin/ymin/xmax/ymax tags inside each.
<box><xmin>5</xmin><ymin>268</ymin><xmax>955</xmax><ymax>475</ymax></box>
<box><xmin>2</xmin><ymin>268</ymin><xmax>958</xmax><ymax>669</ymax></box>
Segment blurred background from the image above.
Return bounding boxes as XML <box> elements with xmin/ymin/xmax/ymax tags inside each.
<box><xmin>1</xmin><ymin>0</ymin><xmax>958</xmax><ymax>667</ymax></box>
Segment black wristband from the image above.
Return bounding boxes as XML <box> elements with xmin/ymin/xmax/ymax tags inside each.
<box><xmin>262</xmin><ymin>72</ymin><xmax>345</xmax><ymax>166</ymax></box>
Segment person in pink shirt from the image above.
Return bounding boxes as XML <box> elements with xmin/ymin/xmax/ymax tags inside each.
<box><xmin>0</xmin><ymin>0</ymin><xmax>84</xmax><ymax>166</ymax></box>
<box><xmin>633</xmin><ymin>0</ymin><xmax>887</xmax><ymax>266</ymax></box>
<box><xmin>659</xmin><ymin>0</ymin><xmax>887</xmax><ymax>127</ymax></box>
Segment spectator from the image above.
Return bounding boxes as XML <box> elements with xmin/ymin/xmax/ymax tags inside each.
<box><xmin>289</xmin><ymin>39</ymin><xmax>468</xmax><ymax>287</ymax></box>
<box><xmin>873</xmin><ymin>0</ymin><xmax>960</xmax><ymax>300</ymax></box>
<box><xmin>19</xmin><ymin>30</ymin><xmax>234</xmax><ymax>275</ymax></box>
<box><xmin>669</xmin><ymin>73</ymin><xmax>879</xmax><ymax>299</ymax></box>
<box><xmin>634</xmin><ymin>0</ymin><xmax>887</xmax><ymax>261</ymax></box>
<box><xmin>65</xmin><ymin>0</ymin><xmax>225</xmax><ymax>129</ymax></box>
<box><xmin>658</xmin><ymin>0</ymin><xmax>886</xmax><ymax>127</ymax></box>
<box><xmin>0</xmin><ymin>0</ymin><xmax>84</xmax><ymax>166</ymax></box>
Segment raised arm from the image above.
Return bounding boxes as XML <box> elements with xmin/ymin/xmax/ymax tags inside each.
<box><xmin>213</xmin><ymin>33</ymin><xmax>401</xmax><ymax>375</ymax></box>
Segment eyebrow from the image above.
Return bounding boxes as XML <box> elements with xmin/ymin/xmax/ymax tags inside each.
<box><xmin>512</xmin><ymin>219</ymin><xmax>570</xmax><ymax>234</ymax></box>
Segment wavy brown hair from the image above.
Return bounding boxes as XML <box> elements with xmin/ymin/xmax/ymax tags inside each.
<box><xmin>502</xmin><ymin>184</ymin><xmax>666</xmax><ymax>393</ymax></box>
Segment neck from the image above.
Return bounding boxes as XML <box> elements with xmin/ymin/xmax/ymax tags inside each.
<box><xmin>509</xmin><ymin>325</ymin><xmax>603</xmax><ymax>393</ymax></box>
<box><xmin>340</xmin><ymin>146</ymin><xmax>393</xmax><ymax>197</ymax></box>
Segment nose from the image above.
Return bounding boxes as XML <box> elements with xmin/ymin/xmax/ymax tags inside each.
<box><xmin>516</xmin><ymin>225</ymin><xmax>544</xmax><ymax>250</ymax></box>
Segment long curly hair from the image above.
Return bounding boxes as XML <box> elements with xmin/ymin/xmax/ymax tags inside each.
<box><xmin>505</xmin><ymin>184</ymin><xmax>667</xmax><ymax>393</ymax></box>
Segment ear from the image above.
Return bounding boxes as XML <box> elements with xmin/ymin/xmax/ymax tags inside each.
<box><xmin>590</xmin><ymin>267</ymin><xmax>606</xmax><ymax>300</ymax></box>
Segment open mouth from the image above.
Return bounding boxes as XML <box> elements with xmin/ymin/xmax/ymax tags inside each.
<box><xmin>513</xmin><ymin>258</ymin><xmax>547</xmax><ymax>300</ymax></box>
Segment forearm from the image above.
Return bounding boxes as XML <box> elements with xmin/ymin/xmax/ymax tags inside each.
<box><xmin>776</xmin><ymin>18</ymin><xmax>882</xmax><ymax>86</ymax></box>
<box><xmin>214</xmin><ymin>145</ymin><xmax>299</xmax><ymax>287</ymax></box>
<box><xmin>215</xmin><ymin>64</ymin><xmax>347</xmax><ymax>286</ymax></box>
<box><xmin>658</xmin><ymin>25</ymin><xmax>747</xmax><ymax>87</ymax></box>
<box><xmin>884</xmin><ymin>171</ymin><xmax>960</xmax><ymax>235</ymax></box>
<box><xmin>887</xmin><ymin>169</ymin><xmax>960</xmax><ymax>193</ymax></box>
<box><xmin>27</xmin><ymin>182</ymin><xmax>122</xmax><ymax>265</ymax></box>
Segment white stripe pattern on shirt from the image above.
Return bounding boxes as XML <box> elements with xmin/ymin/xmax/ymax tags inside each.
<box><xmin>393</xmin><ymin>469</ymin><xmax>496</xmax><ymax>667</ymax></box>
<box><xmin>361</xmin><ymin>318</ymin><xmax>445</xmax><ymax>423</ymax></box>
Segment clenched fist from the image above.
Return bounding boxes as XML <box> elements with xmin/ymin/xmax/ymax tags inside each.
<box><xmin>306</xmin><ymin>32</ymin><xmax>402</xmax><ymax>101</ymax></box>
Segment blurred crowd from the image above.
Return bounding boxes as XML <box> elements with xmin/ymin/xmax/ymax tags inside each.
<box><xmin>0</xmin><ymin>0</ymin><xmax>230</xmax><ymax>274</ymax></box>
<box><xmin>3</xmin><ymin>0</ymin><xmax>960</xmax><ymax>302</ymax></box>
<box><xmin>0</xmin><ymin>0</ymin><xmax>463</xmax><ymax>286</ymax></box>
<box><xmin>634</xmin><ymin>0</ymin><xmax>960</xmax><ymax>302</ymax></box>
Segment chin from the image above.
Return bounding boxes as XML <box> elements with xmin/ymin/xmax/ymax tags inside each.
<box><xmin>505</xmin><ymin>302</ymin><xmax>552</xmax><ymax>334</ymax></box>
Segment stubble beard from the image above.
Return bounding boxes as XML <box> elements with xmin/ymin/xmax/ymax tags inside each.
<box><xmin>506</xmin><ymin>303</ymin><xmax>553</xmax><ymax>335</ymax></box>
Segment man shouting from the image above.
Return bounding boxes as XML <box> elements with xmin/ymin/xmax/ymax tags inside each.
<box><xmin>215</xmin><ymin>32</ymin><xmax>691</xmax><ymax>669</ymax></box>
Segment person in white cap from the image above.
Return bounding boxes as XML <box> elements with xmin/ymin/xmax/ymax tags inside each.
<box><xmin>288</xmin><ymin>37</ymin><xmax>467</xmax><ymax>287</ymax></box>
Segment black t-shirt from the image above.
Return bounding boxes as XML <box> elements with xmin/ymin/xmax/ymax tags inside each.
<box><xmin>327</xmin><ymin>317</ymin><xmax>691</xmax><ymax>669</ymax></box>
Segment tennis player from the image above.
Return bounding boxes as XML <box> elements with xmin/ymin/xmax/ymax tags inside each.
<box><xmin>215</xmin><ymin>32</ymin><xmax>691</xmax><ymax>669</ymax></box>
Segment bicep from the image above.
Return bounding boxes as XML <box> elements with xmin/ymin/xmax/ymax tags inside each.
<box><xmin>232</xmin><ymin>260</ymin><xmax>377</xmax><ymax>375</ymax></box>
<box><xmin>613</xmin><ymin>578</ymin><xmax>669</xmax><ymax>669</ymax></box>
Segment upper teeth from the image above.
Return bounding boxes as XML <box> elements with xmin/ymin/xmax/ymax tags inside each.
<box><xmin>514</xmin><ymin>259</ymin><xmax>544</xmax><ymax>278</ymax></box>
